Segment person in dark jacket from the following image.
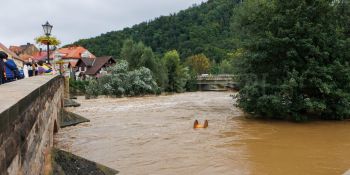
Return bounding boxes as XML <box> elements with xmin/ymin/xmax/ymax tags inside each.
<box><xmin>4</xmin><ymin>58</ymin><xmax>20</xmax><ymax>82</ymax></box>
<box><xmin>0</xmin><ymin>51</ymin><xmax>7</xmax><ymax>84</ymax></box>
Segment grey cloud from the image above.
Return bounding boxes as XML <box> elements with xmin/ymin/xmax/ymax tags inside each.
<box><xmin>0</xmin><ymin>0</ymin><xmax>206</xmax><ymax>47</ymax></box>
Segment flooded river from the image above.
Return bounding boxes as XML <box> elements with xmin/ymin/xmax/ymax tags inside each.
<box><xmin>55</xmin><ymin>92</ymin><xmax>350</xmax><ymax>175</ymax></box>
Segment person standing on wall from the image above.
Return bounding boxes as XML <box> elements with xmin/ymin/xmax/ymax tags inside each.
<box><xmin>0</xmin><ymin>51</ymin><xmax>8</xmax><ymax>84</ymax></box>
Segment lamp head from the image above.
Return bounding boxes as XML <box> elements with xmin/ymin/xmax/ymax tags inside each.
<box><xmin>42</xmin><ymin>21</ymin><xmax>53</xmax><ymax>36</ymax></box>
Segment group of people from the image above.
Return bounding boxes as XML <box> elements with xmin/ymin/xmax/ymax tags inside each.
<box><xmin>23</xmin><ymin>61</ymin><xmax>53</xmax><ymax>77</ymax></box>
<box><xmin>0</xmin><ymin>51</ymin><xmax>53</xmax><ymax>85</ymax></box>
<box><xmin>0</xmin><ymin>51</ymin><xmax>22</xmax><ymax>84</ymax></box>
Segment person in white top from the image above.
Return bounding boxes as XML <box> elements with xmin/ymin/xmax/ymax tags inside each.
<box><xmin>23</xmin><ymin>64</ymin><xmax>29</xmax><ymax>78</ymax></box>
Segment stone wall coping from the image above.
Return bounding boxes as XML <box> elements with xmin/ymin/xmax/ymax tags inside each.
<box><xmin>0</xmin><ymin>75</ymin><xmax>62</xmax><ymax>133</ymax></box>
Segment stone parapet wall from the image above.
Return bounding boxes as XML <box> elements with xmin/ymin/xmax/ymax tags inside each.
<box><xmin>0</xmin><ymin>75</ymin><xmax>64</xmax><ymax>175</ymax></box>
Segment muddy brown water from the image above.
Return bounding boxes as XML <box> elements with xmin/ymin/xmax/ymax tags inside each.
<box><xmin>54</xmin><ymin>92</ymin><xmax>350</xmax><ymax>175</ymax></box>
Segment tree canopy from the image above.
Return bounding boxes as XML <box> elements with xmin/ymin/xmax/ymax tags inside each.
<box><xmin>120</xmin><ymin>39</ymin><xmax>168</xmax><ymax>89</ymax></box>
<box><xmin>234</xmin><ymin>0</ymin><xmax>350</xmax><ymax>121</ymax></box>
<box><xmin>163</xmin><ymin>50</ymin><xmax>189</xmax><ymax>92</ymax></box>
<box><xmin>186</xmin><ymin>54</ymin><xmax>211</xmax><ymax>75</ymax></box>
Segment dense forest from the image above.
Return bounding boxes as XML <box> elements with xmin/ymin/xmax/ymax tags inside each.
<box><xmin>72</xmin><ymin>0</ymin><xmax>242</xmax><ymax>63</ymax></box>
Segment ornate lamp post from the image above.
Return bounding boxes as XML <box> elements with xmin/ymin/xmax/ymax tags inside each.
<box><xmin>42</xmin><ymin>21</ymin><xmax>53</xmax><ymax>64</ymax></box>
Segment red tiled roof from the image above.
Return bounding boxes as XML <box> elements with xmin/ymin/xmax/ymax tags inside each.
<box><xmin>19</xmin><ymin>54</ymin><xmax>33</xmax><ymax>62</ymax></box>
<box><xmin>32</xmin><ymin>51</ymin><xmax>54</xmax><ymax>61</ymax></box>
<box><xmin>57</xmin><ymin>46</ymin><xmax>96</xmax><ymax>59</ymax></box>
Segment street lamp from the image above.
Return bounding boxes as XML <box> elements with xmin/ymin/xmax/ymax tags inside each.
<box><xmin>42</xmin><ymin>21</ymin><xmax>53</xmax><ymax>64</ymax></box>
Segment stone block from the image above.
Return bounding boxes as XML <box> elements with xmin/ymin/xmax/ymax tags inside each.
<box><xmin>64</xmin><ymin>99</ymin><xmax>81</xmax><ymax>107</ymax></box>
<box><xmin>0</xmin><ymin>148</ymin><xmax>6</xmax><ymax>175</ymax></box>
<box><xmin>8</xmin><ymin>104</ymin><xmax>19</xmax><ymax>124</ymax></box>
<box><xmin>18</xmin><ymin>95</ymin><xmax>31</xmax><ymax>116</ymax></box>
<box><xmin>60</xmin><ymin>110</ymin><xmax>90</xmax><ymax>128</ymax></box>
<box><xmin>0</xmin><ymin>110</ymin><xmax>9</xmax><ymax>133</ymax></box>
<box><xmin>4</xmin><ymin>137</ymin><xmax>18</xmax><ymax>167</ymax></box>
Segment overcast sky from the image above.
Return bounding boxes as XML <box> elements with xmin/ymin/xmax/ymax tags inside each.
<box><xmin>0</xmin><ymin>0</ymin><xmax>206</xmax><ymax>48</ymax></box>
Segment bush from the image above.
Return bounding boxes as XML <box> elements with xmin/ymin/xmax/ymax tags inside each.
<box><xmin>85</xmin><ymin>79</ymin><xmax>101</xmax><ymax>98</ymax></box>
<box><xmin>69</xmin><ymin>79</ymin><xmax>89</xmax><ymax>94</ymax></box>
<box><xmin>85</xmin><ymin>60</ymin><xmax>159</xmax><ymax>98</ymax></box>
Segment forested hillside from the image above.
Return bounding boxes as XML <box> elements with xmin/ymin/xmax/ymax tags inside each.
<box><xmin>72</xmin><ymin>0</ymin><xmax>241</xmax><ymax>62</ymax></box>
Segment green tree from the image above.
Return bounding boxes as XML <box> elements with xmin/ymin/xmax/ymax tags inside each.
<box><xmin>153</xmin><ymin>57</ymin><xmax>168</xmax><ymax>90</ymax></box>
<box><xmin>120</xmin><ymin>39</ymin><xmax>145</xmax><ymax>69</ymax></box>
<box><xmin>120</xmin><ymin>39</ymin><xmax>167</xmax><ymax>89</ymax></box>
<box><xmin>184</xmin><ymin>54</ymin><xmax>210</xmax><ymax>91</ymax></box>
<box><xmin>141</xmin><ymin>47</ymin><xmax>156</xmax><ymax>71</ymax></box>
<box><xmin>219</xmin><ymin>59</ymin><xmax>233</xmax><ymax>74</ymax></box>
<box><xmin>186</xmin><ymin>54</ymin><xmax>211</xmax><ymax>75</ymax></box>
<box><xmin>164</xmin><ymin>50</ymin><xmax>190</xmax><ymax>92</ymax></box>
<box><xmin>234</xmin><ymin>0</ymin><xmax>350</xmax><ymax>121</ymax></box>
<box><xmin>209</xmin><ymin>60</ymin><xmax>220</xmax><ymax>74</ymax></box>
<box><xmin>175</xmin><ymin>66</ymin><xmax>190</xmax><ymax>93</ymax></box>
<box><xmin>219</xmin><ymin>48</ymin><xmax>244</xmax><ymax>74</ymax></box>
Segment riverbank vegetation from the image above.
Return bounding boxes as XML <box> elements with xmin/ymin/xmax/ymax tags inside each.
<box><xmin>233</xmin><ymin>0</ymin><xmax>350</xmax><ymax>121</ymax></box>
<box><xmin>69</xmin><ymin>79</ymin><xmax>89</xmax><ymax>95</ymax></box>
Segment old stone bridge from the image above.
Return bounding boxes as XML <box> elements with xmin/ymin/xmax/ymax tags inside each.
<box><xmin>0</xmin><ymin>76</ymin><xmax>63</xmax><ymax>175</ymax></box>
<box><xmin>196</xmin><ymin>74</ymin><xmax>238</xmax><ymax>91</ymax></box>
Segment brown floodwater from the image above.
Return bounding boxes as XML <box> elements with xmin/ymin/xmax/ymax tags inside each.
<box><xmin>54</xmin><ymin>92</ymin><xmax>350</xmax><ymax>175</ymax></box>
